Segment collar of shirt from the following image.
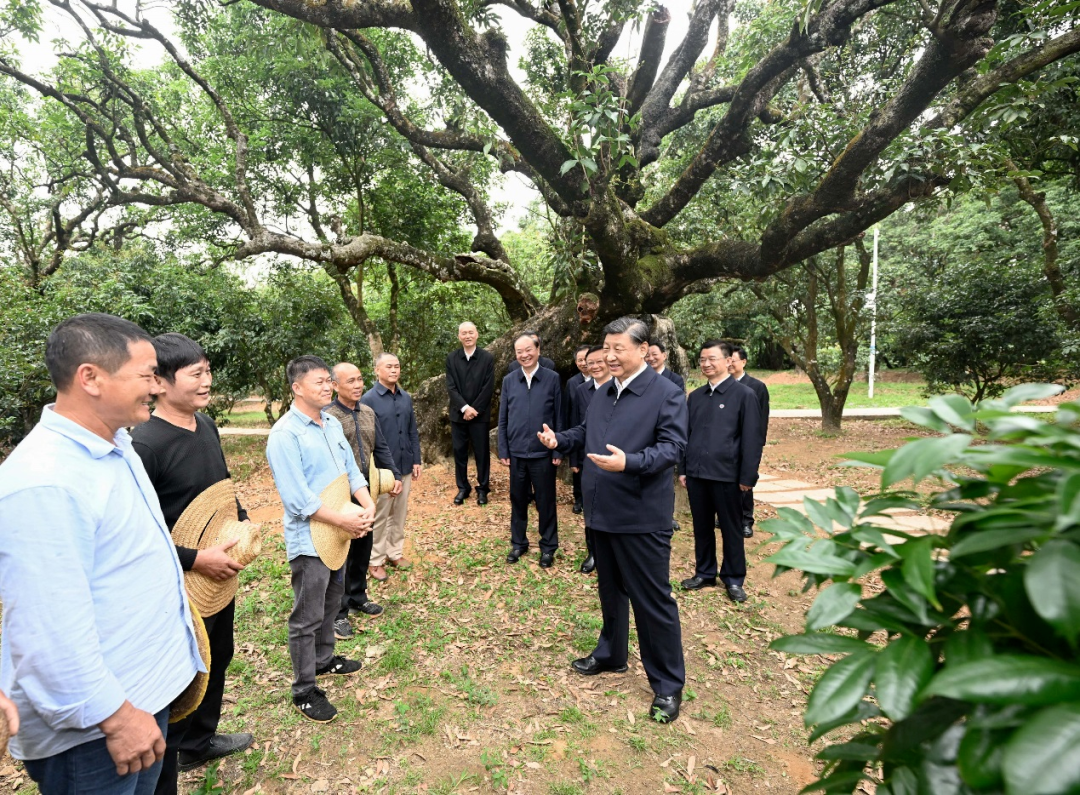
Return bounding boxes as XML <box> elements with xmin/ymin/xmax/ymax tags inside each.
<box><xmin>374</xmin><ymin>381</ymin><xmax>399</xmax><ymax>396</ymax></box>
<box><xmin>736</xmin><ymin>373</ymin><xmax>745</xmax><ymax>382</ymax></box>
<box><xmin>708</xmin><ymin>374</ymin><xmax>732</xmax><ymax>394</ymax></box>
<box><xmin>288</xmin><ymin>402</ymin><xmax>330</xmax><ymax>426</ymax></box>
<box><xmin>615</xmin><ymin>362</ymin><xmax>649</xmax><ymax>398</ymax></box>
<box><xmin>462</xmin><ymin>347</ymin><xmax>476</xmax><ymax>360</ymax></box>
<box><xmin>655</xmin><ymin>365</ymin><xmax>666</xmax><ymax>375</ymax></box>
<box><xmin>520</xmin><ymin>363</ymin><xmax>540</xmax><ymax>389</ymax></box>
<box><xmin>38</xmin><ymin>403</ymin><xmax>125</xmax><ymax>458</ymax></box>
<box><xmin>332</xmin><ymin>398</ymin><xmax>360</xmax><ymax>414</ymax></box>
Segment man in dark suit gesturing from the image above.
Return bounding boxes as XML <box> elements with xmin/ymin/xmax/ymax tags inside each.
<box><xmin>446</xmin><ymin>321</ymin><xmax>495</xmax><ymax>506</ymax></box>
<box><xmin>538</xmin><ymin>318</ymin><xmax>688</xmax><ymax>723</ymax></box>
<box><xmin>680</xmin><ymin>340</ymin><xmax>763</xmax><ymax>603</ymax></box>
<box><xmin>731</xmin><ymin>345</ymin><xmax>770</xmax><ymax>538</ymax></box>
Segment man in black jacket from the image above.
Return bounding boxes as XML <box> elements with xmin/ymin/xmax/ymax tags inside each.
<box><xmin>565</xmin><ymin>344</ymin><xmax>592</xmax><ymax>513</ymax></box>
<box><xmin>731</xmin><ymin>345</ymin><xmax>770</xmax><ymax>538</ymax></box>
<box><xmin>446</xmin><ymin>321</ymin><xmax>495</xmax><ymax>505</ymax></box>
<box><xmin>538</xmin><ymin>318</ymin><xmax>688</xmax><ymax>723</ymax></box>
<box><xmin>131</xmin><ymin>333</ymin><xmax>254</xmax><ymax>791</ymax></box>
<box><xmin>506</xmin><ymin>330</ymin><xmax>556</xmax><ymax>374</ymax></box>
<box><xmin>499</xmin><ymin>333</ymin><xmax>563</xmax><ymax>567</ymax></box>
<box><xmin>647</xmin><ymin>339</ymin><xmax>685</xmax><ymax>392</ymax></box>
<box><xmin>568</xmin><ymin>345</ymin><xmax>610</xmax><ymax>573</ymax></box>
<box><xmin>679</xmin><ymin>340</ymin><xmax>763</xmax><ymax>603</ymax></box>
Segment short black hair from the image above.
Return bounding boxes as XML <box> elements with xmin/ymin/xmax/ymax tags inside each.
<box><xmin>522</xmin><ymin>329</ymin><xmax>542</xmax><ymax>348</ymax></box>
<box><xmin>699</xmin><ymin>339</ymin><xmax>733</xmax><ymax>358</ymax></box>
<box><xmin>286</xmin><ymin>355</ymin><xmax>330</xmax><ymax>386</ymax></box>
<box><xmin>648</xmin><ymin>339</ymin><xmax>666</xmax><ymax>353</ymax></box>
<box><xmin>575</xmin><ymin>344</ymin><xmax>591</xmax><ymax>356</ymax></box>
<box><xmin>586</xmin><ymin>345</ymin><xmax>604</xmax><ymax>357</ymax></box>
<box><xmin>732</xmin><ymin>345</ymin><xmax>749</xmax><ymax>362</ymax></box>
<box><xmin>45</xmin><ymin>313</ymin><xmax>153</xmax><ymax>391</ymax></box>
<box><xmin>153</xmin><ymin>333</ymin><xmax>209</xmax><ymax>383</ymax></box>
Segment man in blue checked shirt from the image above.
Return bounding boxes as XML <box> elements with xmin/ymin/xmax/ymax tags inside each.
<box><xmin>0</xmin><ymin>313</ymin><xmax>204</xmax><ymax>795</ymax></box>
<box><xmin>265</xmin><ymin>355</ymin><xmax>376</xmax><ymax>724</ymax></box>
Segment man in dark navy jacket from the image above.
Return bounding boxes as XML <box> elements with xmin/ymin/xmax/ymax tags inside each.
<box><xmin>731</xmin><ymin>345</ymin><xmax>770</xmax><ymax>538</ymax></box>
<box><xmin>568</xmin><ymin>345</ymin><xmax>610</xmax><ymax>573</ymax></box>
<box><xmin>679</xmin><ymin>340</ymin><xmax>763</xmax><ymax>603</ymax></box>
<box><xmin>565</xmin><ymin>344</ymin><xmax>592</xmax><ymax>513</ymax></box>
<box><xmin>499</xmin><ymin>334</ymin><xmax>563</xmax><ymax>567</ymax></box>
<box><xmin>538</xmin><ymin>318</ymin><xmax>688</xmax><ymax>724</ymax></box>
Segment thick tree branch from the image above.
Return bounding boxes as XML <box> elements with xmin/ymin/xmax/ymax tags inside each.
<box><xmin>626</xmin><ymin>7</ymin><xmax>671</xmax><ymax>114</ymax></box>
<box><xmin>247</xmin><ymin>0</ymin><xmax>415</xmax><ymax>30</ymax></box>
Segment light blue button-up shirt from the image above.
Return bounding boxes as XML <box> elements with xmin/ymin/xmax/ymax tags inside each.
<box><xmin>266</xmin><ymin>404</ymin><xmax>367</xmax><ymax>561</ymax></box>
<box><xmin>0</xmin><ymin>406</ymin><xmax>203</xmax><ymax>761</ymax></box>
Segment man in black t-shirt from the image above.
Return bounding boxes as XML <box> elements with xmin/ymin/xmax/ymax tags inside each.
<box><xmin>131</xmin><ymin>334</ymin><xmax>255</xmax><ymax>794</ymax></box>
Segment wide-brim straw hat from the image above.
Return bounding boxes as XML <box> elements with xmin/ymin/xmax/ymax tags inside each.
<box><xmin>172</xmin><ymin>479</ymin><xmax>262</xmax><ymax>616</ymax></box>
<box><xmin>170</xmin><ymin>598</ymin><xmax>211</xmax><ymax>723</ymax></box>
<box><xmin>311</xmin><ymin>462</ymin><xmax>396</xmax><ymax>570</ymax></box>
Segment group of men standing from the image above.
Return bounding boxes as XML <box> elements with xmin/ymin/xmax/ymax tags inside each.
<box><xmin>446</xmin><ymin>319</ymin><xmax>770</xmax><ymax>723</ymax></box>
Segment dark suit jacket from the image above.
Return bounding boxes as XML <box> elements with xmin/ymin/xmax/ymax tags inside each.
<box><xmin>659</xmin><ymin>367</ymin><xmax>685</xmax><ymax>393</ymax></box>
<box><xmin>498</xmin><ymin>365</ymin><xmax>562</xmax><ymax>460</ymax></box>
<box><xmin>446</xmin><ymin>347</ymin><xmax>495</xmax><ymax>424</ymax></box>
<box><xmin>507</xmin><ymin>356</ymin><xmax>555</xmax><ymax>376</ymax></box>
<box><xmin>555</xmin><ymin>367</ymin><xmax>688</xmax><ymax>534</ymax></box>
<box><xmin>567</xmin><ymin>377</ymin><xmax>602</xmax><ymax>469</ymax></box>
<box><xmin>682</xmin><ymin>377</ymin><xmax>763</xmax><ymax>487</ymax></box>
<box><xmin>563</xmin><ymin>372</ymin><xmax>589</xmax><ymax>426</ymax></box>
<box><xmin>738</xmin><ymin>373</ymin><xmax>770</xmax><ymax>445</ymax></box>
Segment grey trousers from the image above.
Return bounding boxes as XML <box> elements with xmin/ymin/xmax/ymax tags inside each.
<box><xmin>288</xmin><ymin>555</ymin><xmax>344</xmax><ymax>698</ymax></box>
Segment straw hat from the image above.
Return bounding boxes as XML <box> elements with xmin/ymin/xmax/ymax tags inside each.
<box><xmin>310</xmin><ymin>461</ymin><xmax>396</xmax><ymax>570</ymax></box>
<box><xmin>170</xmin><ymin>598</ymin><xmax>211</xmax><ymax>723</ymax></box>
<box><xmin>171</xmin><ymin>479</ymin><xmax>262</xmax><ymax>616</ymax></box>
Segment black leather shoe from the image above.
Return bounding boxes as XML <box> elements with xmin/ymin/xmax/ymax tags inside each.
<box><xmin>539</xmin><ymin>552</ymin><xmax>555</xmax><ymax>568</ymax></box>
<box><xmin>572</xmin><ymin>501</ymin><xmax>583</xmax><ymax>514</ymax></box>
<box><xmin>742</xmin><ymin>525</ymin><xmax>754</xmax><ymax>538</ymax></box>
<box><xmin>178</xmin><ymin>732</ymin><xmax>255</xmax><ymax>771</ymax></box>
<box><xmin>453</xmin><ymin>488</ymin><xmax>470</xmax><ymax>505</ymax></box>
<box><xmin>672</xmin><ymin>519</ymin><xmax>681</xmax><ymax>531</ymax></box>
<box><xmin>476</xmin><ymin>490</ymin><xmax>489</xmax><ymax>506</ymax></box>
<box><xmin>571</xmin><ymin>656</ymin><xmax>628</xmax><ymax>676</ymax></box>
<box><xmin>727</xmin><ymin>584</ymin><xmax>748</xmax><ymax>603</ymax></box>
<box><xmin>680</xmin><ymin>576</ymin><xmax>717</xmax><ymax>590</ymax></box>
<box><xmin>650</xmin><ymin>693</ymin><xmax>682</xmax><ymax>724</ymax></box>
<box><xmin>506</xmin><ymin>548</ymin><xmax>526</xmax><ymax>564</ymax></box>
<box><xmin>579</xmin><ymin>555</ymin><xmax>595</xmax><ymax>574</ymax></box>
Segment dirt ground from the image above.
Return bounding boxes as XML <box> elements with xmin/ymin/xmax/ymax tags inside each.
<box><xmin>0</xmin><ymin>419</ymin><xmax>940</xmax><ymax>795</ymax></box>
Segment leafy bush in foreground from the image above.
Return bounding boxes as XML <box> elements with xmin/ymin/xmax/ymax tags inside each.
<box><xmin>764</xmin><ymin>384</ymin><xmax>1080</xmax><ymax>794</ymax></box>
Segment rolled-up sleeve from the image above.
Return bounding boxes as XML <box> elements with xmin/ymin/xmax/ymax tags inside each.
<box><xmin>0</xmin><ymin>486</ymin><xmax>127</xmax><ymax>730</ymax></box>
<box><xmin>266</xmin><ymin>430</ymin><xmax>323</xmax><ymax>519</ymax></box>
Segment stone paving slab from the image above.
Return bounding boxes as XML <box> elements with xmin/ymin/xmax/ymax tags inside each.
<box><xmin>757</xmin><ymin>488</ymin><xmax>840</xmax><ymax>505</ymax></box>
<box><xmin>220</xmin><ymin>427</ymin><xmax>271</xmax><ymax>436</ymax></box>
<box><xmin>752</xmin><ymin>479</ymin><xmax>819</xmax><ymax>493</ymax></box>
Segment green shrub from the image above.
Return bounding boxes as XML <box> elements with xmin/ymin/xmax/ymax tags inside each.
<box><xmin>765</xmin><ymin>384</ymin><xmax>1080</xmax><ymax>794</ymax></box>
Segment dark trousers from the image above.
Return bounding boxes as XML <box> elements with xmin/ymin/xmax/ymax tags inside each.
<box><xmin>591</xmin><ymin>529</ymin><xmax>685</xmax><ymax>696</ymax></box>
<box><xmin>583</xmin><ymin>526</ymin><xmax>594</xmax><ymax>557</ymax></box>
<box><xmin>509</xmin><ymin>456</ymin><xmax>558</xmax><ymax>554</ymax></box>
<box><xmin>156</xmin><ymin>601</ymin><xmax>236</xmax><ymax>795</ymax></box>
<box><xmin>25</xmin><ymin>708</ymin><xmax>169</xmax><ymax>795</ymax></box>
<box><xmin>572</xmin><ymin>469</ymin><xmax>582</xmax><ymax>504</ymax></box>
<box><xmin>288</xmin><ymin>555</ymin><xmax>344</xmax><ymax>698</ymax></box>
<box><xmin>741</xmin><ymin>488</ymin><xmax>756</xmax><ymax>528</ymax></box>
<box><xmin>687</xmin><ymin>476</ymin><xmax>746</xmax><ymax>585</ymax></box>
<box><xmin>451</xmin><ymin>421</ymin><xmax>490</xmax><ymax>492</ymax></box>
<box><xmin>337</xmin><ymin>532</ymin><xmax>373</xmax><ymax>621</ymax></box>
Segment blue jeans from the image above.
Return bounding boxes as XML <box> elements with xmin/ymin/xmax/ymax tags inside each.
<box><xmin>24</xmin><ymin>708</ymin><xmax>170</xmax><ymax>795</ymax></box>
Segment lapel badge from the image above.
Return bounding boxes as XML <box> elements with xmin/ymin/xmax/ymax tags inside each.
<box><xmin>719</xmin><ymin>404</ymin><xmax>725</xmax><ymax>409</ymax></box>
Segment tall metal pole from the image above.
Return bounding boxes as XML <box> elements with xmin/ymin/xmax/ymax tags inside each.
<box><xmin>868</xmin><ymin>225</ymin><xmax>880</xmax><ymax>400</ymax></box>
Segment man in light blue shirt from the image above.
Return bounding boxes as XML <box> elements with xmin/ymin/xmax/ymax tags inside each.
<box><xmin>0</xmin><ymin>313</ymin><xmax>204</xmax><ymax>794</ymax></box>
<box><xmin>265</xmin><ymin>355</ymin><xmax>376</xmax><ymax>724</ymax></box>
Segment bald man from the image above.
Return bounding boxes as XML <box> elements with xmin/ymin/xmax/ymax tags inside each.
<box><xmin>446</xmin><ymin>322</ymin><xmax>495</xmax><ymax>505</ymax></box>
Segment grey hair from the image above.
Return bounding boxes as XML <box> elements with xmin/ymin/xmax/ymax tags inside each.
<box><xmin>602</xmin><ymin>317</ymin><xmax>650</xmax><ymax>346</ymax></box>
